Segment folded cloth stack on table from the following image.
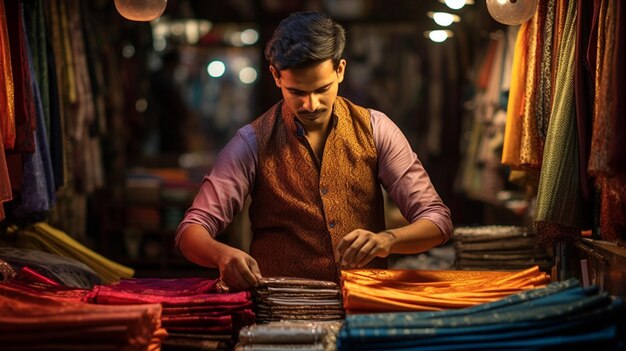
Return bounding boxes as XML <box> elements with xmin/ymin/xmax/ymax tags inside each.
<box><xmin>0</xmin><ymin>282</ymin><xmax>167</xmax><ymax>351</ymax></box>
<box><xmin>88</xmin><ymin>277</ymin><xmax>255</xmax><ymax>350</ymax></box>
<box><xmin>254</xmin><ymin>277</ymin><xmax>344</xmax><ymax>323</ymax></box>
<box><xmin>341</xmin><ymin>265</ymin><xmax>551</xmax><ymax>314</ymax></box>
<box><xmin>338</xmin><ymin>278</ymin><xmax>626</xmax><ymax>350</ymax></box>
<box><xmin>453</xmin><ymin>225</ymin><xmax>552</xmax><ymax>271</ymax></box>
<box><xmin>235</xmin><ymin>320</ymin><xmax>342</xmax><ymax>351</ymax></box>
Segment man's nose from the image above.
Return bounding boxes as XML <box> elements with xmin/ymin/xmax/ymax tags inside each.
<box><xmin>302</xmin><ymin>94</ymin><xmax>319</xmax><ymax>112</ymax></box>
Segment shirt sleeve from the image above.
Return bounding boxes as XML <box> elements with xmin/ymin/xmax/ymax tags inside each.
<box><xmin>371</xmin><ymin>109</ymin><xmax>453</xmax><ymax>243</ymax></box>
<box><xmin>174</xmin><ymin>125</ymin><xmax>257</xmax><ymax>248</ymax></box>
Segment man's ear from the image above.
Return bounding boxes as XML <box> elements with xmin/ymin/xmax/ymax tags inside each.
<box><xmin>336</xmin><ymin>59</ymin><xmax>346</xmax><ymax>84</ymax></box>
<box><xmin>269</xmin><ymin>66</ymin><xmax>281</xmax><ymax>87</ymax></box>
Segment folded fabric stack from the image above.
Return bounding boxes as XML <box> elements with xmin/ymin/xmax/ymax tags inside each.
<box><xmin>0</xmin><ymin>282</ymin><xmax>166</xmax><ymax>351</ymax></box>
<box><xmin>453</xmin><ymin>225</ymin><xmax>552</xmax><ymax>271</ymax></box>
<box><xmin>254</xmin><ymin>277</ymin><xmax>344</xmax><ymax>323</ymax></box>
<box><xmin>341</xmin><ymin>266</ymin><xmax>550</xmax><ymax>314</ymax></box>
<box><xmin>235</xmin><ymin>320</ymin><xmax>342</xmax><ymax>351</ymax></box>
<box><xmin>88</xmin><ymin>277</ymin><xmax>255</xmax><ymax>350</ymax></box>
<box><xmin>338</xmin><ymin>279</ymin><xmax>626</xmax><ymax>350</ymax></box>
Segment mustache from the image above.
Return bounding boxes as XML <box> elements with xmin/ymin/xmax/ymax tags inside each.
<box><xmin>297</xmin><ymin>109</ymin><xmax>327</xmax><ymax>116</ymax></box>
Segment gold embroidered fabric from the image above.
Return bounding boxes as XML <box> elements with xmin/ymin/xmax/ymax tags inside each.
<box><xmin>519</xmin><ymin>9</ymin><xmax>544</xmax><ymax>168</ymax></box>
<box><xmin>249</xmin><ymin>97</ymin><xmax>385</xmax><ymax>283</ymax></box>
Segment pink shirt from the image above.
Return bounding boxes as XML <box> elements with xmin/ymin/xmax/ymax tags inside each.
<box><xmin>176</xmin><ymin>109</ymin><xmax>452</xmax><ymax>247</ymax></box>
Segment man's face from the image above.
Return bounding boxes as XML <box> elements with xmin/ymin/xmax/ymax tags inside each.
<box><xmin>270</xmin><ymin>59</ymin><xmax>346</xmax><ymax>125</ymax></box>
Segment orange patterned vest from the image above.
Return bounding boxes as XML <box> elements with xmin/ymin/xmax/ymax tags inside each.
<box><xmin>249</xmin><ymin>97</ymin><xmax>386</xmax><ymax>282</ymax></box>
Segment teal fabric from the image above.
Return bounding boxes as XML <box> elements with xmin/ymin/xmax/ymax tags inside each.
<box><xmin>338</xmin><ymin>279</ymin><xmax>626</xmax><ymax>350</ymax></box>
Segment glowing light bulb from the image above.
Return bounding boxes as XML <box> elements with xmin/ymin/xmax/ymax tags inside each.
<box><xmin>444</xmin><ymin>0</ymin><xmax>466</xmax><ymax>10</ymax></box>
<box><xmin>427</xmin><ymin>30</ymin><xmax>452</xmax><ymax>43</ymax></box>
<box><xmin>486</xmin><ymin>0</ymin><xmax>538</xmax><ymax>25</ymax></box>
<box><xmin>114</xmin><ymin>0</ymin><xmax>167</xmax><ymax>22</ymax></box>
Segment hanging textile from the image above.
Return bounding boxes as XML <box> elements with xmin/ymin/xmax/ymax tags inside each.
<box><xmin>0</xmin><ymin>0</ymin><xmax>15</xmax><ymax>149</ymax></box>
<box><xmin>4</xmin><ymin>0</ymin><xmax>36</xmax><ymax>154</ymax></box>
<box><xmin>535</xmin><ymin>0</ymin><xmax>592</xmax><ymax>242</ymax></box>
<box><xmin>12</xmin><ymin>9</ymin><xmax>56</xmax><ymax>218</ymax></box>
<box><xmin>587</xmin><ymin>0</ymin><xmax>626</xmax><ymax>241</ymax></box>
<box><xmin>519</xmin><ymin>7</ymin><xmax>543</xmax><ymax>169</ymax></box>
<box><xmin>536</xmin><ymin>0</ymin><xmax>556</xmax><ymax>139</ymax></box>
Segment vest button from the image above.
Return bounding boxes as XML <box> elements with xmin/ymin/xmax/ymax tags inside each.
<box><xmin>321</xmin><ymin>188</ymin><xmax>328</xmax><ymax>195</ymax></box>
<box><xmin>329</xmin><ymin>221</ymin><xmax>335</xmax><ymax>228</ymax></box>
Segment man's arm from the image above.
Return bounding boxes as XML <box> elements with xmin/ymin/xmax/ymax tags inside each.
<box><xmin>178</xmin><ymin>224</ymin><xmax>261</xmax><ymax>290</ymax></box>
<box><xmin>337</xmin><ymin>109</ymin><xmax>452</xmax><ymax>268</ymax></box>
<box><xmin>175</xmin><ymin>126</ymin><xmax>260</xmax><ymax>289</ymax></box>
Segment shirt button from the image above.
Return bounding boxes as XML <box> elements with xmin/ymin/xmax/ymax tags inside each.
<box><xmin>329</xmin><ymin>221</ymin><xmax>335</xmax><ymax>228</ymax></box>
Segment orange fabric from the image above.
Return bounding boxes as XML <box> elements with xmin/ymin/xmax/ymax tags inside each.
<box><xmin>0</xmin><ymin>0</ymin><xmax>15</xmax><ymax>149</ymax></box>
<box><xmin>502</xmin><ymin>20</ymin><xmax>530</xmax><ymax>167</ymax></box>
<box><xmin>341</xmin><ymin>266</ymin><xmax>550</xmax><ymax>314</ymax></box>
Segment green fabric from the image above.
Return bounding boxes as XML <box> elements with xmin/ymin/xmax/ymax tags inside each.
<box><xmin>535</xmin><ymin>0</ymin><xmax>590</xmax><ymax>241</ymax></box>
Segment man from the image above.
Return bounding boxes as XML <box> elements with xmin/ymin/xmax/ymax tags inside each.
<box><xmin>176</xmin><ymin>11</ymin><xmax>452</xmax><ymax>291</ymax></box>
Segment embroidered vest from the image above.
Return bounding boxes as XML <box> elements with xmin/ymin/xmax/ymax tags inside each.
<box><xmin>249</xmin><ymin>97</ymin><xmax>386</xmax><ymax>282</ymax></box>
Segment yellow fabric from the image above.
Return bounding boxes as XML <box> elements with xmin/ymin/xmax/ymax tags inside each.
<box><xmin>502</xmin><ymin>20</ymin><xmax>530</xmax><ymax>167</ymax></box>
<box><xmin>3</xmin><ymin>222</ymin><xmax>134</xmax><ymax>283</ymax></box>
<box><xmin>341</xmin><ymin>266</ymin><xmax>550</xmax><ymax>313</ymax></box>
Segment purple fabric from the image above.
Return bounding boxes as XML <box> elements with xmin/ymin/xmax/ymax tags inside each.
<box><xmin>176</xmin><ymin>107</ymin><xmax>452</xmax><ymax>247</ymax></box>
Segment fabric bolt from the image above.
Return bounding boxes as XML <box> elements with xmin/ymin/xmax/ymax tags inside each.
<box><xmin>89</xmin><ymin>277</ymin><xmax>255</xmax><ymax>341</ymax></box>
<box><xmin>535</xmin><ymin>0</ymin><xmax>592</xmax><ymax>242</ymax></box>
<box><xmin>254</xmin><ymin>276</ymin><xmax>344</xmax><ymax>323</ymax></box>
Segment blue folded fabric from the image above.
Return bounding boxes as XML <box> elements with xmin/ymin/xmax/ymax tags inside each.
<box><xmin>338</xmin><ymin>279</ymin><xmax>626</xmax><ymax>351</ymax></box>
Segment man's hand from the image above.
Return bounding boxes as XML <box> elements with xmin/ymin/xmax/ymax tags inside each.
<box><xmin>216</xmin><ymin>246</ymin><xmax>262</xmax><ymax>291</ymax></box>
<box><xmin>336</xmin><ymin>229</ymin><xmax>397</xmax><ymax>269</ymax></box>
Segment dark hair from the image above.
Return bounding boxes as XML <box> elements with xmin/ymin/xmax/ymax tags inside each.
<box><xmin>264</xmin><ymin>11</ymin><xmax>346</xmax><ymax>72</ymax></box>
